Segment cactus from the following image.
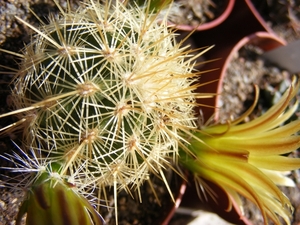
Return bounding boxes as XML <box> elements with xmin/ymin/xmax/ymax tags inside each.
<box><xmin>0</xmin><ymin>0</ymin><xmax>210</xmax><ymax>216</ymax></box>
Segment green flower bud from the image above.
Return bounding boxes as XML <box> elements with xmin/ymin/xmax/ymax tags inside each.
<box><xmin>16</xmin><ymin>167</ymin><xmax>103</xmax><ymax>225</ymax></box>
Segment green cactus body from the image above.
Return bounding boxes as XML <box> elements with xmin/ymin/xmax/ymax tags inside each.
<box><xmin>8</xmin><ymin>0</ymin><xmax>202</xmax><ymax>194</ymax></box>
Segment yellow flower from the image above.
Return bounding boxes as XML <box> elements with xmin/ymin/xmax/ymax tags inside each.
<box><xmin>181</xmin><ymin>76</ymin><xmax>300</xmax><ymax>224</ymax></box>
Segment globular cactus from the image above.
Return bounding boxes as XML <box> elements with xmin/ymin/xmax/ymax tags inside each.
<box><xmin>1</xmin><ymin>0</ymin><xmax>209</xmax><ymax>205</ymax></box>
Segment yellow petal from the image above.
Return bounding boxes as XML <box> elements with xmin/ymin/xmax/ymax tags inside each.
<box><xmin>249</xmin><ymin>155</ymin><xmax>300</xmax><ymax>171</ymax></box>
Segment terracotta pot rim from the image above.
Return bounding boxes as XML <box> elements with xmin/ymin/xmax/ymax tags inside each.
<box><xmin>214</xmin><ymin>31</ymin><xmax>286</xmax><ymax>120</ymax></box>
<box><xmin>171</xmin><ymin>0</ymin><xmax>235</xmax><ymax>31</ymax></box>
<box><xmin>244</xmin><ymin>0</ymin><xmax>274</xmax><ymax>33</ymax></box>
